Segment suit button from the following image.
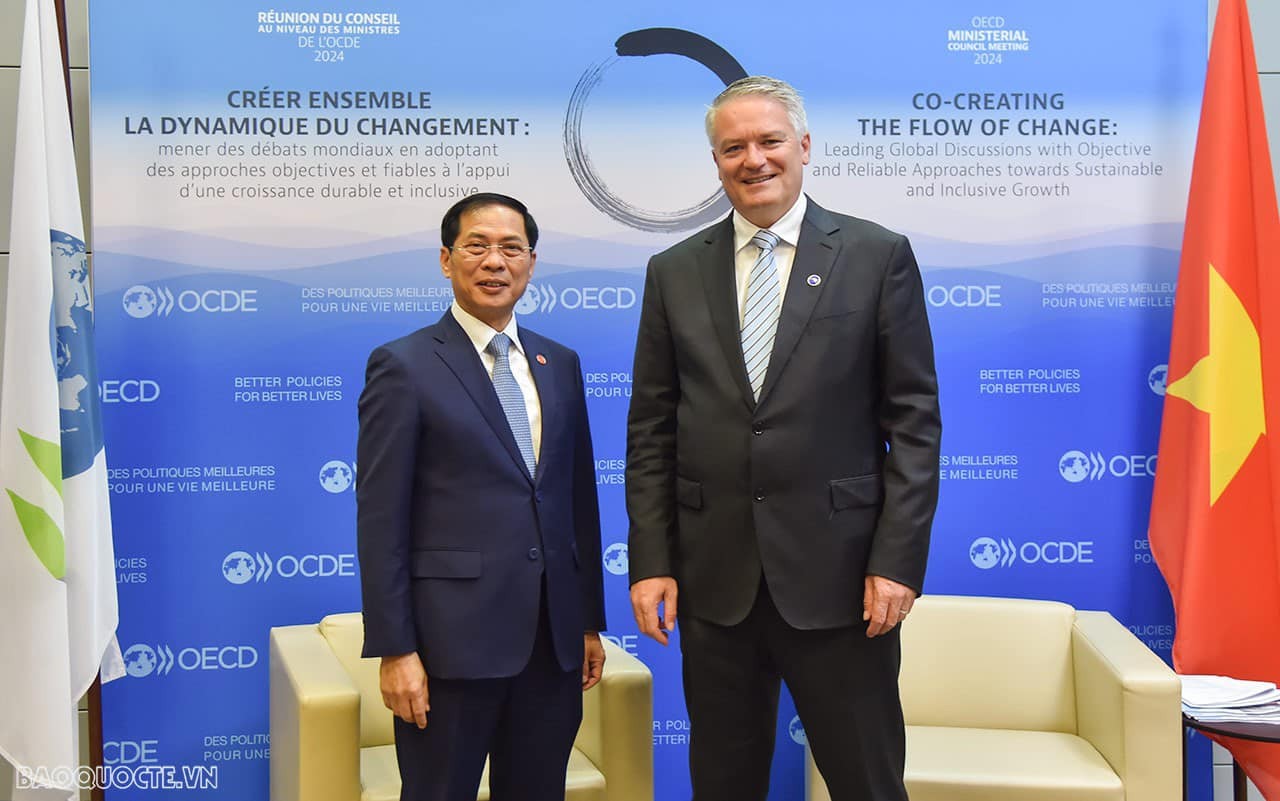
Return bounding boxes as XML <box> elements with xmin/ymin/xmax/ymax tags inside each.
<box><xmin>752</xmin><ymin>425</ymin><xmax>764</xmax><ymax>435</ymax></box>
<box><xmin>535</xmin><ymin>492</ymin><xmax>544</xmax><ymax>503</ymax></box>
<box><xmin>754</xmin><ymin>491</ymin><xmax>764</xmax><ymax>502</ymax></box>
<box><xmin>527</xmin><ymin>547</ymin><xmax>540</xmax><ymax>560</ymax></box>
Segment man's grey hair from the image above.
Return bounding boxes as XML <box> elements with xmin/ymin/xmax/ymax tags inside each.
<box><xmin>705</xmin><ymin>75</ymin><xmax>808</xmax><ymax>145</ymax></box>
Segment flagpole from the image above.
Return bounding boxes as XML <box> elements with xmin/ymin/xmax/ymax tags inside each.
<box><xmin>53</xmin><ymin>0</ymin><xmax>70</xmax><ymax>128</ymax></box>
<box><xmin>48</xmin><ymin>1</ymin><xmax>108</xmax><ymax>798</ymax></box>
<box><xmin>87</xmin><ymin>678</ymin><xmax>103</xmax><ymax>801</ymax></box>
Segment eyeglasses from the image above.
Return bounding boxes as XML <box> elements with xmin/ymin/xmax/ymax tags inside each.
<box><xmin>450</xmin><ymin>242</ymin><xmax>533</xmax><ymax>260</ymax></box>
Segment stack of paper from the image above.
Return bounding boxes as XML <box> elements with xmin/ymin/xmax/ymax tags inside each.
<box><xmin>1181</xmin><ymin>675</ymin><xmax>1280</xmax><ymax>724</ymax></box>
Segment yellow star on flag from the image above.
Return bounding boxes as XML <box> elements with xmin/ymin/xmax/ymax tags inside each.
<box><xmin>1166</xmin><ymin>263</ymin><xmax>1266</xmax><ymax>504</ymax></box>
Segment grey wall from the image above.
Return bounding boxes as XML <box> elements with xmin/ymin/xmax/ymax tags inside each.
<box><xmin>0</xmin><ymin>1</ymin><xmax>1276</xmax><ymax>800</ymax></box>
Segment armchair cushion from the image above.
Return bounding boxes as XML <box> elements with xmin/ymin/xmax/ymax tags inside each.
<box><xmin>904</xmin><ymin>726</ymin><xmax>1122</xmax><ymax>801</ymax></box>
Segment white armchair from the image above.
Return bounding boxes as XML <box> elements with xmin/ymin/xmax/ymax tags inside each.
<box><xmin>807</xmin><ymin>595</ymin><xmax>1181</xmax><ymax>801</ymax></box>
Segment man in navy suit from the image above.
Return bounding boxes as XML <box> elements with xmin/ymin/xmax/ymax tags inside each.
<box><xmin>627</xmin><ymin>77</ymin><xmax>941</xmax><ymax>800</ymax></box>
<box><xmin>357</xmin><ymin>193</ymin><xmax>607</xmax><ymax>801</ymax></box>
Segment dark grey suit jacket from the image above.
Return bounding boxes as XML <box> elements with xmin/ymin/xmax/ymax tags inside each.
<box><xmin>625</xmin><ymin>198</ymin><xmax>941</xmax><ymax>629</ymax></box>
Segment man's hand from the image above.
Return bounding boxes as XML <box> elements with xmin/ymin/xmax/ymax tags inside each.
<box><xmin>630</xmin><ymin>576</ymin><xmax>678</xmax><ymax>645</ymax></box>
<box><xmin>380</xmin><ymin>652</ymin><xmax>429</xmax><ymax>728</ymax></box>
<box><xmin>863</xmin><ymin>575</ymin><xmax>917</xmax><ymax>637</ymax></box>
<box><xmin>582</xmin><ymin>632</ymin><xmax>605</xmax><ymax>691</ymax></box>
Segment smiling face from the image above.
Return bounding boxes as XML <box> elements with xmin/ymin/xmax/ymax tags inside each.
<box><xmin>710</xmin><ymin>94</ymin><xmax>811</xmax><ymax>229</ymax></box>
<box><xmin>440</xmin><ymin>203</ymin><xmax>536</xmax><ymax>331</ymax></box>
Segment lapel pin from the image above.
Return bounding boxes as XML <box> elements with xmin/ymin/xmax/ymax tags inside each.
<box><xmin>536</xmin><ymin>353</ymin><xmax>547</xmax><ymax>365</ymax></box>
<box><xmin>807</xmin><ymin>274</ymin><xmax>822</xmax><ymax>287</ymax></box>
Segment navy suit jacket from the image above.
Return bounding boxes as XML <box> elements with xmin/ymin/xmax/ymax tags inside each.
<box><xmin>357</xmin><ymin>311</ymin><xmax>606</xmax><ymax>679</ymax></box>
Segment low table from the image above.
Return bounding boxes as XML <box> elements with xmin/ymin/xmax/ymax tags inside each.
<box><xmin>1183</xmin><ymin>714</ymin><xmax>1280</xmax><ymax>801</ymax></box>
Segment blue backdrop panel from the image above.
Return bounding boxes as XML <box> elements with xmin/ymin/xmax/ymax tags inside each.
<box><xmin>88</xmin><ymin>3</ymin><xmax>1205</xmax><ymax>798</ymax></box>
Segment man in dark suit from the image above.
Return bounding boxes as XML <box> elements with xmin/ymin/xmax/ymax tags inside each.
<box><xmin>357</xmin><ymin>193</ymin><xmax>607</xmax><ymax>801</ymax></box>
<box><xmin>626</xmin><ymin>76</ymin><xmax>941</xmax><ymax>800</ymax></box>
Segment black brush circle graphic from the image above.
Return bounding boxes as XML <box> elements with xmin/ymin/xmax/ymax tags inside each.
<box><xmin>564</xmin><ymin>28</ymin><xmax>748</xmax><ymax>232</ymax></box>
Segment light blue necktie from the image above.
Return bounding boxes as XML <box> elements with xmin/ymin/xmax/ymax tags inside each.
<box><xmin>741</xmin><ymin>229</ymin><xmax>782</xmax><ymax>401</ymax></box>
<box><xmin>486</xmin><ymin>333</ymin><xmax>536</xmax><ymax>477</ymax></box>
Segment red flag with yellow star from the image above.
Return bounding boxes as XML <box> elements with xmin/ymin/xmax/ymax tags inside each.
<box><xmin>1150</xmin><ymin>0</ymin><xmax>1280</xmax><ymax>792</ymax></box>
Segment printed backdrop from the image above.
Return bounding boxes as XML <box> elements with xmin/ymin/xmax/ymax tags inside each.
<box><xmin>89</xmin><ymin>3</ymin><xmax>1206</xmax><ymax>798</ymax></box>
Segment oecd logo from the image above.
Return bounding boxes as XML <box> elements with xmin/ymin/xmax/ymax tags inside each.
<box><xmin>515</xmin><ymin>284</ymin><xmax>548</xmax><ymax>315</ymax></box>
<box><xmin>515</xmin><ymin>283</ymin><xmax>637</xmax><ymax>314</ymax></box>
<box><xmin>222</xmin><ymin>550</ymin><xmax>355</xmax><ymax>584</ymax></box>
<box><xmin>1059</xmin><ymin>450</ymin><xmax>1156</xmax><ymax>482</ymax></box>
<box><xmin>1058</xmin><ymin>450</ymin><xmax>1103</xmax><ymax>483</ymax></box>
<box><xmin>969</xmin><ymin>537</ymin><xmax>1016</xmax><ymax>569</ymax></box>
<box><xmin>222</xmin><ymin>551</ymin><xmax>268</xmax><ymax>584</ymax></box>
<box><xmin>319</xmin><ymin>460</ymin><xmax>355</xmax><ymax>493</ymax></box>
<box><xmin>1148</xmin><ymin>364</ymin><xmax>1168</xmax><ymax>396</ymax></box>
<box><xmin>123</xmin><ymin>643</ymin><xmax>174</xmax><ymax>677</ymax></box>
<box><xmin>122</xmin><ymin>642</ymin><xmax>259</xmax><ymax>677</ymax></box>
<box><xmin>99</xmin><ymin>379</ymin><xmax>161</xmax><ymax>404</ymax></box>
<box><xmin>788</xmin><ymin>715</ymin><xmax>807</xmax><ymax>746</ymax></box>
<box><xmin>969</xmin><ymin>537</ymin><xmax>1094</xmax><ymax>569</ymax></box>
<box><xmin>926</xmin><ymin>284</ymin><xmax>1002</xmax><ymax>308</ymax></box>
<box><xmin>122</xmin><ymin>284</ymin><xmax>258</xmax><ymax>318</ymax></box>
<box><xmin>52</xmin><ymin>230</ymin><xmax>106</xmax><ymax>478</ymax></box>
<box><xmin>103</xmin><ymin>739</ymin><xmax>161</xmax><ymax>765</ymax></box>
<box><xmin>122</xmin><ymin>285</ymin><xmax>175</xmax><ymax>318</ymax></box>
<box><xmin>602</xmin><ymin>542</ymin><xmax>629</xmax><ymax>576</ymax></box>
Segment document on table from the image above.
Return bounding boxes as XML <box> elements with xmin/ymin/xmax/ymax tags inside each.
<box><xmin>1181</xmin><ymin>675</ymin><xmax>1280</xmax><ymax>724</ymax></box>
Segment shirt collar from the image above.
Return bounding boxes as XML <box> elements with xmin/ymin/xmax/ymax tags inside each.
<box><xmin>450</xmin><ymin>301</ymin><xmax>524</xmax><ymax>356</ymax></box>
<box><xmin>732</xmin><ymin>193</ymin><xmax>807</xmax><ymax>253</ymax></box>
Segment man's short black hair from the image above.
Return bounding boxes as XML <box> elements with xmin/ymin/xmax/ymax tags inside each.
<box><xmin>440</xmin><ymin>193</ymin><xmax>539</xmax><ymax>249</ymax></box>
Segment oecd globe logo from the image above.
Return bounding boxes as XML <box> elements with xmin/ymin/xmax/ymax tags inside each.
<box><xmin>1058</xmin><ymin>450</ymin><xmax>1091</xmax><ymax>483</ymax></box>
<box><xmin>969</xmin><ymin>537</ymin><xmax>1002</xmax><ymax>569</ymax></box>
<box><xmin>788</xmin><ymin>715</ymin><xmax>807</xmax><ymax>746</ymax></box>
<box><xmin>515</xmin><ymin>285</ymin><xmax>541</xmax><ymax>315</ymax></box>
<box><xmin>222</xmin><ymin>551</ymin><xmax>257</xmax><ymax>585</ymax></box>
<box><xmin>319</xmin><ymin>461</ymin><xmax>354</xmax><ymax>493</ymax></box>
<box><xmin>123</xmin><ymin>644</ymin><xmax>158</xmax><ymax>678</ymax></box>
<box><xmin>53</xmin><ymin>231</ymin><xmax>105</xmax><ymax>477</ymax></box>
<box><xmin>122</xmin><ymin>285</ymin><xmax>159</xmax><ymax>319</ymax></box>
<box><xmin>602</xmin><ymin>542</ymin><xmax>629</xmax><ymax>576</ymax></box>
<box><xmin>1148</xmin><ymin>364</ymin><xmax>1168</xmax><ymax>396</ymax></box>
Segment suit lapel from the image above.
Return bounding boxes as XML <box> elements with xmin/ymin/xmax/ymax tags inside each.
<box><xmin>519</xmin><ymin>330</ymin><xmax>556</xmax><ymax>485</ymax></box>
<box><xmin>432</xmin><ymin>314</ymin><xmax>535</xmax><ymax>484</ymax></box>
<box><xmin>758</xmin><ymin>200</ymin><xmax>840</xmax><ymax>405</ymax></box>
<box><xmin>699</xmin><ymin>217</ymin><xmax>757</xmax><ymax>412</ymax></box>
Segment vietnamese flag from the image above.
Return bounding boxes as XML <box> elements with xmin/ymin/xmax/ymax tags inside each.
<box><xmin>1149</xmin><ymin>0</ymin><xmax>1280</xmax><ymax>793</ymax></box>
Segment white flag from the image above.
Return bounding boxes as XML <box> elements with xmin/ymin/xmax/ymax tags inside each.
<box><xmin>1</xmin><ymin>0</ymin><xmax>123</xmax><ymax>796</ymax></box>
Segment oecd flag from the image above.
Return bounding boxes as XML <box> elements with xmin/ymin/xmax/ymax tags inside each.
<box><xmin>0</xmin><ymin>0</ymin><xmax>123</xmax><ymax>797</ymax></box>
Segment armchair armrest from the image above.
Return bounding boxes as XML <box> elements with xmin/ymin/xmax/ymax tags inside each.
<box><xmin>1072</xmin><ymin>610</ymin><xmax>1182</xmax><ymax>801</ymax></box>
<box><xmin>576</xmin><ymin>639</ymin><xmax>653</xmax><ymax>801</ymax></box>
<box><xmin>270</xmin><ymin>624</ymin><xmax>362</xmax><ymax>801</ymax></box>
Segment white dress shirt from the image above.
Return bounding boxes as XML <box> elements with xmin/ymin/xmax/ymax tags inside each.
<box><xmin>450</xmin><ymin>301</ymin><xmax>542</xmax><ymax>462</ymax></box>
<box><xmin>732</xmin><ymin>193</ymin><xmax>808</xmax><ymax>325</ymax></box>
